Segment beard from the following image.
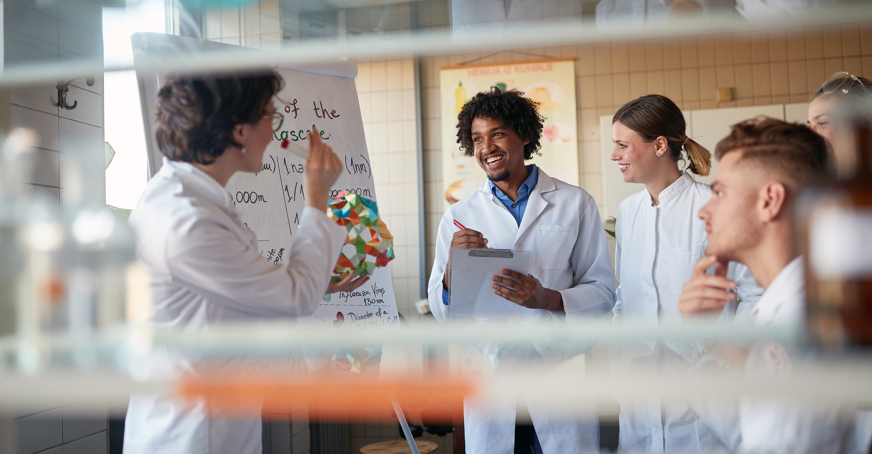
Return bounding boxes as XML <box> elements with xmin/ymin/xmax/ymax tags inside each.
<box><xmin>487</xmin><ymin>170</ymin><xmax>511</xmax><ymax>182</ymax></box>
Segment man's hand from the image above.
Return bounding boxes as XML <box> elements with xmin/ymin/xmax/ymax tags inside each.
<box><xmin>678</xmin><ymin>255</ymin><xmax>737</xmax><ymax>317</ymax></box>
<box><xmin>443</xmin><ymin>229</ymin><xmax>488</xmax><ymax>291</ymax></box>
<box><xmin>492</xmin><ymin>269</ymin><xmax>564</xmax><ymax>312</ymax></box>
<box><xmin>327</xmin><ymin>272</ymin><xmax>370</xmax><ymax>294</ymax></box>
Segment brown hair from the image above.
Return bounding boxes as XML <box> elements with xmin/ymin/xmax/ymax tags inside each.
<box><xmin>155</xmin><ymin>70</ymin><xmax>283</xmax><ymax>165</ymax></box>
<box><xmin>613</xmin><ymin>94</ymin><xmax>712</xmax><ymax>176</ymax></box>
<box><xmin>715</xmin><ymin>116</ymin><xmax>831</xmax><ymax>192</ymax></box>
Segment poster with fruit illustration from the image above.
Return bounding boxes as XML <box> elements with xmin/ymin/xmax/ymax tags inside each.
<box><xmin>439</xmin><ymin>59</ymin><xmax>578</xmax><ymax>208</ymax></box>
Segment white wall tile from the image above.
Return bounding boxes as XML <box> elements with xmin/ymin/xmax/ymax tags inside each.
<box><xmin>386</xmin><ymin>60</ymin><xmax>403</xmax><ymax>89</ymax></box>
<box><xmin>28</xmin><ymin>149</ymin><xmax>59</xmax><ymax>187</ymax></box>
<box><xmin>6</xmin><ymin>1</ymin><xmax>58</xmax><ymax>45</ymax></box>
<box><xmin>58</xmin><ymin>20</ymin><xmax>102</xmax><ymax>61</ymax></box>
<box><xmin>57</xmin><ymin>0</ymin><xmax>102</xmax><ymax>30</ymax></box>
<box><xmin>370</xmin><ymin>91</ymin><xmax>387</xmax><ymax>122</ymax></box>
<box><xmin>402</xmin><ymin>89</ymin><xmax>416</xmax><ymax>121</ymax></box>
<box><xmin>58</xmin><ymin>86</ymin><xmax>102</xmax><ymax>127</ymax></box>
<box><xmin>371</xmin><ymin>61</ymin><xmax>387</xmax><ymax>91</ymax></box>
<box><xmin>356</xmin><ymin>63</ymin><xmax>372</xmax><ymax>93</ymax></box>
<box><xmin>221</xmin><ymin>6</ymin><xmax>241</xmax><ymax>38</ymax></box>
<box><xmin>12</xmin><ymin>106</ymin><xmax>59</xmax><ymax>151</ymax></box>
<box><xmin>5</xmin><ymin>30</ymin><xmax>57</xmax><ymax>64</ymax></box>
<box><xmin>387</xmin><ymin>90</ymin><xmax>403</xmax><ymax>122</ymax></box>
<box><xmin>387</xmin><ymin>121</ymin><xmax>404</xmax><ymax>153</ymax></box>
<box><xmin>371</xmin><ymin>122</ymin><xmax>388</xmax><ymax>156</ymax></box>
<box><xmin>402</xmin><ymin>120</ymin><xmax>417</xmax><ymax>152</ymax></box>
<box><xmin>59</xmin><ymin>119</ymin><xmax>102</xmax><ymax>157</ymax></box>
<box><xmin>11</xmin><ymin>85</ymin><xmax>59</xmax><ymax>115</ymax></box>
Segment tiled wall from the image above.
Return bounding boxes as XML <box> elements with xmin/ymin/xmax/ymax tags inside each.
<box><xmin>3</xmin><ymin>0</ymin><xmax>108</xmax><ymax>451</ymax></box>
<box><xmin>354</xmin><ymin>58</ymin><xmax>423</xmax><ymax>318</ymax></box>
<box><xmin>419</xmin><ymin>24</ymin><xmax>872</xmax><ymax>278</ymax></box>
<box><xmin>201</xmin><ymin>0</ymin><xmax>281</xmax><ymax>48</ymax></box>
<box><xmin>5</xmin><ymin>0</ymin><xmax>105</xmax><ymax>210</ymax></box>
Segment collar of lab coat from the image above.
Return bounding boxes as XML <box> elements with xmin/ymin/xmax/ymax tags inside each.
<box><xmin>161</xmin><ymin>157</ymin><xmax>236</xmax><ymax>216</ymax></box>
<box><xmin>652</xmin><ymin>171</ymin><xmax>695</xmax><ymax>207</ymax></box>
<box><xmin>751</xmin><ymin>256</ymin><xmax>805</xmax><ymax>325</ymax></box>
<box><xmin>476</xmin><ymin>168</ymin><xmax>557</xmax><ymax>242</ymax></box>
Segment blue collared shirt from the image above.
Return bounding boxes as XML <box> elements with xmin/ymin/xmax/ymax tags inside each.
<box><xmin>442</xmin><ymin>165</ymin><xmax>539</xmax><ymax>305</ymax></box>
<box><xmin>488</xmin><ymin>164</ymin><xmax>539</xmax><ymax>227</ymax></box>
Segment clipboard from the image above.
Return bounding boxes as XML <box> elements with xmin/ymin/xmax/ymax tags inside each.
<box><xmin>448</xmin><ymin>248</ymin><xmax>536</xmax><ymax>318</ymax></box>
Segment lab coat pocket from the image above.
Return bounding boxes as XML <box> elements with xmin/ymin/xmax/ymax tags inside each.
<box><xmin>667</xmin><ymin>247</ymin><xmax>706</xmax><ymax>293</ymax></box>
<box><xmin>536</xmin><ymin>225</ymin><xmax>578</xmax><ymax>270</ymax></box>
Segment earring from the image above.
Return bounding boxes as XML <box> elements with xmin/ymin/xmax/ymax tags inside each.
<box><xmin>241</xmin><ymin>148</ymin><xmax>247</xmax><ymax>155</ymax></box>
<box><xmin>656</xmin><ymin>153</ymin><xmax>661</xmax><ymax>157</ymax></box>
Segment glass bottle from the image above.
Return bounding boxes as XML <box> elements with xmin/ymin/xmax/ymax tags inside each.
<box><xmin>804</xmin><ymin>111</ymin><xmax>872</xmax><ymax>348</ymax></box>
<box><xmin>61</xmin><ymin>151</ymin><xmax>136</xmax><ymax>369</ymax></box>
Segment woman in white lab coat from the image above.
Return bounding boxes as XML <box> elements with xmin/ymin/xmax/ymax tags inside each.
<box><xmin>608</xmin><ymin>94</ymin><xmax>762</xmax><ymax>452</ymax></box>
<box><xmin>123</xmin><ymin>71</ymin><xmax>366</xmax><ymax>454</ymax></box>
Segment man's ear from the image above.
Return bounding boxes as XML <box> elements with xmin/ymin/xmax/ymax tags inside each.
<box><xmin>758</xmin><ymin>182</ymin><xmax>787</xmax><ymax>223</ymax></box>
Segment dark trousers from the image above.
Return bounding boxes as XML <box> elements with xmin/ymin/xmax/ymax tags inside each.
<box><xmin>514</xmin><ymin>424</ymin><xmax>543</xmax><ymax>454</ymax></box>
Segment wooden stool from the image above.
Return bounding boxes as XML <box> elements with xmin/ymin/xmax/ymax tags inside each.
<box><xmin>360</xmin><ymin>440</ymin><xmax>438</xmax><ymax>454</ymax></box>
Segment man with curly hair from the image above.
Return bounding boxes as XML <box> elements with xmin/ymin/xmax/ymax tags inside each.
<box><xmin>427</xmin><ymin>87</ymin><xmax>616</xmax><ymax>454</ymax></box>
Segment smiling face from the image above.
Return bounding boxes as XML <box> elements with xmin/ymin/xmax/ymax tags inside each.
<box><xmin>471</xmin><ymin>116</ymin><xmax>528</xmax><ymax>182</ymax></box>
<box><xmin>697</xmin><ymin>151</ymin><xmax>763</xmax><ymax>262</ymax></box>
<box><xmin>610</xmin><ymin>121</ymin><xmax>662</xmax><ymax>184</ymax></box>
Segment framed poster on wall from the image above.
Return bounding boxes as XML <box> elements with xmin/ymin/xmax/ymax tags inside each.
<box><xmin>439</xmin><ymin>58</ymin><xmax>578</xmax><ymax>208</ymax></box>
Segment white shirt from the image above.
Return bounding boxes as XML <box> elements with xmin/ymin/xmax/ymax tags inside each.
<box><xmin>740</xmin><ymin>256</ymin><xmax>859</xmax><ymax>453</ymax></box>
<box><xmin>750</xmin><ymin>256</ymin><xmax>804</xmax><ymax>326</ymax></box>
<box><xmin>427</xmin><ymin>171</ymin><xmax>615</xmax><ymax>454</ymax></box>
<box><xmin>612</xmin><ymin>172</ymin><xmax>763</xmax><ymax>453</ymax></box>
<box><xmin>123</xmin><ymin>158</ymin><xmax>346</xmax><ymax>454</ymax></box>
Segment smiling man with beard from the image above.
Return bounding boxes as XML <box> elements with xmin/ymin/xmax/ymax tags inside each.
<box><xmin>427</xmin><ymin>87</ymin><xmax>616</xmax><ymax>454</ymax></box>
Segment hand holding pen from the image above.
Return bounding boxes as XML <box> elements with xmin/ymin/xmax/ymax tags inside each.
<box><xmin>444</xmin><ymin>219</ymin><xmax>489</xmax><ymax>291</ymax></box>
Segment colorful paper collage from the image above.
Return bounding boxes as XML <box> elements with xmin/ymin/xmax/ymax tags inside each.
<box><xmin>327</xmin><ymin>191</ymin><xmax>395</xmax><ymax>281</ymax></box>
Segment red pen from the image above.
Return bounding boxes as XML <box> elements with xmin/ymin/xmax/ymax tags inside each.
<box><xmin>453</xmin><ymin>220</ymin><xmax>467</xmax><ymax>230</ymax></box>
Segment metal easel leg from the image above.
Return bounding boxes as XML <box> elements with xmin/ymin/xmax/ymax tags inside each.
<box><xmin>391</xmin><ymin>397</ymin><xmax>420</xmax><ymax>454</ymax></box>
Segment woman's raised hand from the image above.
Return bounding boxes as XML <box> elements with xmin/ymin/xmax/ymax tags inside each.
<box><xmin>304</xmin><ymin>128</ymin><xmax>343</xmax><ymax>210</ymax></box>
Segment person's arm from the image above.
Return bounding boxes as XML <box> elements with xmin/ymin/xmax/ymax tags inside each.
<box><xmin>559</xmin><ymin>198</ymin><xmax>617</xmax><ymax>318</ymax></box>
<box><xmin>428</xmin><ymin>214</ymin><xmax>455</xmax><ymax>324</ymax></box>
<box><xmin>490</xmin><ymin>198</ymin><xmax>616</xmax><ymax>314</ymax></box>
<box><xmin>166</xmin><ymin>207</ymin><xmax>346</xmax><ymax>316</ymax></box>
<box><xmin>612</xmin><ymin>212</ymin><xmax>624</xmax><ymax>323</ymax></box>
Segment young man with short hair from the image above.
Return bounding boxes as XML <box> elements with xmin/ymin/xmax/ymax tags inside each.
<box><xmin>679</xmin><ymin>117</ymin><xmax>863</xmax><ymax>453</ymax></box>
<box><xmin>428</xmin><ymin>88</ymin><xmax>615</xmax><ymax>454</ymax></box>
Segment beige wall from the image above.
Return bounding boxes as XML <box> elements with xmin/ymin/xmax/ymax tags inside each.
<box><xmin>418</xmin><ymin>24</ymin><xmax>872</xmax><ymax>279</ymax></box>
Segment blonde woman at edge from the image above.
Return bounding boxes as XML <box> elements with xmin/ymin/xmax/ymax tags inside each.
<box><xmin>609</xmin><ymin>94</ymin><xmax>763</xmax><ymax>453</ymax></box>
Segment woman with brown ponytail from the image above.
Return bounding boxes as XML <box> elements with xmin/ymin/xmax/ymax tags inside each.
<box><xmin>608</xmin><ymin>94</ymin><xmax>762</xmax><ymax>452</ymax></box>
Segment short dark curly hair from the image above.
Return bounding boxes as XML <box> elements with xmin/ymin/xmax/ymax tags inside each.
<box><xmin>155</xmin><ymin>70</ymin><xmax>283</xmax><ymax>165</ymax></box>
<box><xmin>455</xmin><ymin>87</ymin><xmax>545</xmax><ymax>160</ymax></box>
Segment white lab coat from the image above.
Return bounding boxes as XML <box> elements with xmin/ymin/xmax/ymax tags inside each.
<box><xmin>739</xmin><ymin>257</ymin><xmax>860</xmax><ymax>454</ymax></box>
<box><xmin>612</xmin><ymin>172</ymin><xmax>763</xmax><ymax>453</ymax></box>
<box><xmin>123</xmin><ymin>158</ymin><xmax>345</xmax><ymax>454</ymax></box>
<box><xmin>428</xmin><ymin>171</ymin><xmax>616</xmax><ymax>454</ymax></box>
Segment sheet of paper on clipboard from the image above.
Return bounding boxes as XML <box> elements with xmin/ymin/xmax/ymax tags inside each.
<box><xmin>448</xmin><ymin>248</ymin><xmax>536</xmax><ymax>318</ymax></box>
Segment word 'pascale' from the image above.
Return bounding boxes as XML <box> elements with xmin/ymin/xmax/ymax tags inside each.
<box><xmin>273</xmin><ymin>125</ymin><xmax>331</xmax><ymax>142</ymax></box>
